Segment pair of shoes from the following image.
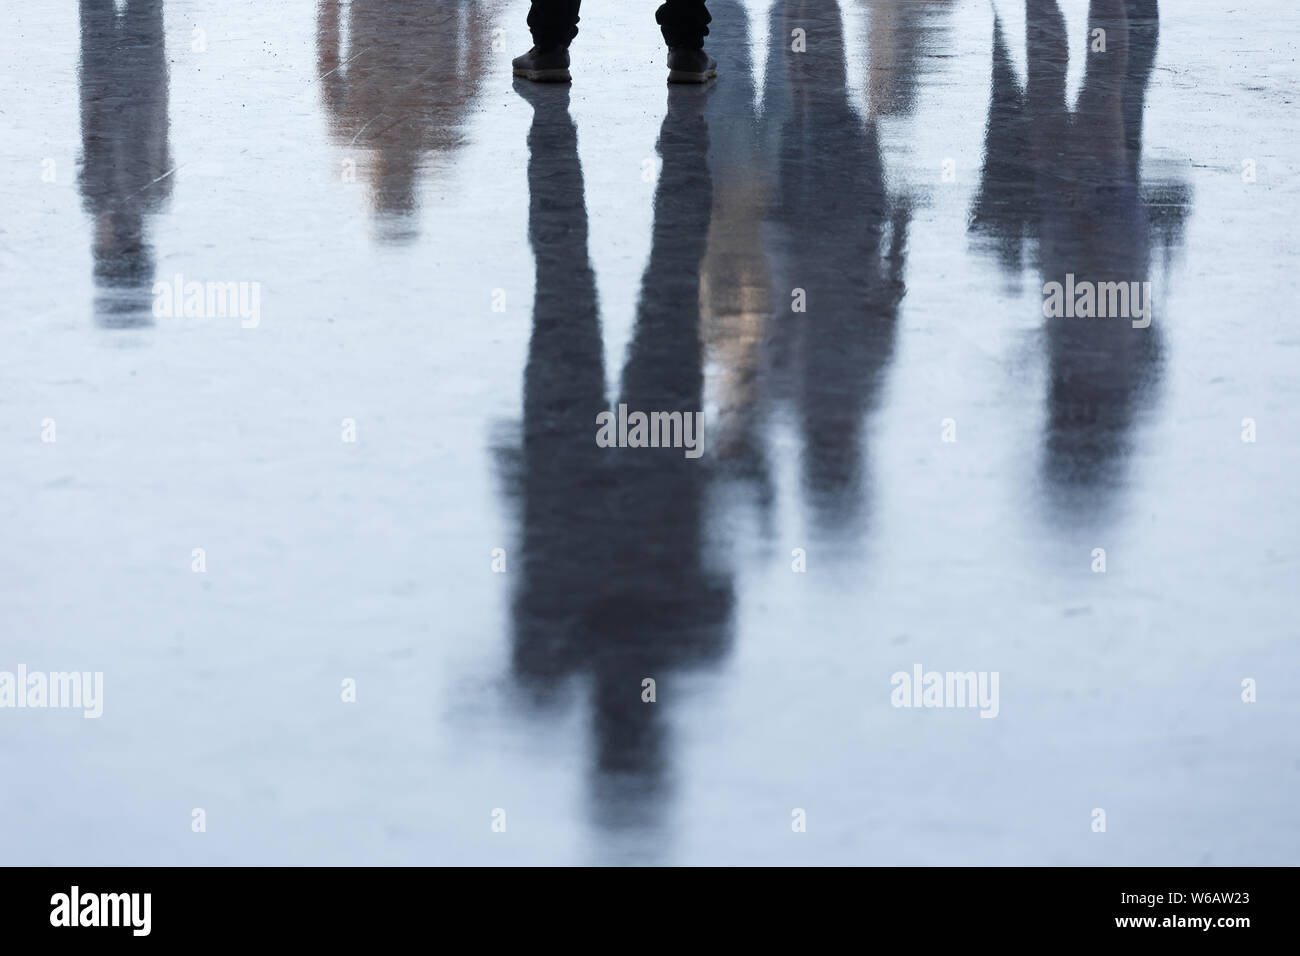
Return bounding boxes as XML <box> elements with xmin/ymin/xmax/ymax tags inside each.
<box><xmin>512</xmin><ymin>46</ymin><xmax>571</xmax><ymax>83</ymax></box>
<box><xmin>666</xmin><ymin>47</ymin><xmax>717</xmax><ymax>84</ymax></box>
<box><xmin>511</xmin><ymin>46</ymin><xmax>717</xmax><ymax>84</ymax></box>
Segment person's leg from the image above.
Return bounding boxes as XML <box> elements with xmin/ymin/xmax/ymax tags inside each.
<box><xmin>656</xmin><ymin>0</ymin><xmax>710</xmax><ymax>50</ymax></box>
<box><xmin>657</xmin><ymin>0</ymin><xmax>715</xmax><ymax>83</ymax></box>
<box><xmin>527</xmin><ymin>0</ymin><xmax>581</xmax><ymax>51</ymax></box>
<box><xmin>514</xmin><ymin>0</ymin><xmax>581</xmax><ymax>81</ymax></box>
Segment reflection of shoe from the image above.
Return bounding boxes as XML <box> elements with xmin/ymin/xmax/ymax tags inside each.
<box><xmin>512</xmin><ymin>46</ymin><xmax>571</xmax><ymax>83</ymax></box>
<box><xmin>666</xmin><ymin>47</ymin><xmax>717</xmax><ymax>84</ymax></box>
<box><xmin>512</xmin><ymin>76</ymin><xmax>571</xmax><ymax>111</ymax></box>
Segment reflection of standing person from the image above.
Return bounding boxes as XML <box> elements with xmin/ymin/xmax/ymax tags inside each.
<box><xmin>698</xmin><ymin>0</ymin><xmax>774</xmax><ymax>488</ymax></box>
<box><xmin>513</xmin><ymin>1</ymin><xmax>716</xmax><ymax>84</ymax></box>
<box><xmin>970</xmin><ymin>0</ymin><xmax>1189</xmax><ymax>521</ymax></box>
<box><xmin>860</xmin><ymin>0</ymin><xmax>955</xmax><ymax>118</ymax></box>
<box><xmin>763</xmin><ymin>0</ymin><xmax>910</xmax><ymax>536</ymax></box>
<box><xmin>78</xmin><ymin>0</ymin><xmax>171</xmax><ymax>327</ymax></box>
<box><xmin>502</xmin><ymin>80</ymin><xmax>731</xmax><ymax>843</ymax></box>
<box><xmin>316</xmin><ymin>0</ymin><xmax>492</xmax><ymax>243</ymax></box>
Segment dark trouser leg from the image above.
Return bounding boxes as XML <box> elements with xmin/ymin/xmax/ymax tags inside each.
<box><xmin>527</xmin><ymin>0</ymin><xmax>581</xmax><ymax>50</ymax></box>
<box><xmin>655</xmin><ymin>0</ymin><xmax>710</xmax><ymax>49</ymax></box>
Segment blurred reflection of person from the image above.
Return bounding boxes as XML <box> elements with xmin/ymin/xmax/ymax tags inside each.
<box><xmin>78</xmin><ymin>0</ymin><xmax>172</xmax><ymax>327</ymax></box>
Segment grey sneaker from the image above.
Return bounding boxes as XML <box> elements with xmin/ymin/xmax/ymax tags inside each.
<box><xmin>512</xmin><ymin>46</ymin><xmax>571</xmax><ymax>83</ymax></box>
<box><xmin>666</xmin><ymin>47</ymin><xmax>717</xmax><ymax>84</ymax></box>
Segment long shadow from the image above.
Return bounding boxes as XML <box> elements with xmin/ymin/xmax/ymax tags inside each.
<box><xmin>316</xmin><ymin>0</ymin><xmax>494</xmax><ymax>244</ymax></box>
<box><xmin>503</xmin><ymin>82</ymin><xmax>732</xmax><ymax>849</ymax></box>
<box><xmin>78</xmin><ymin>0</ymin><xmax>172</xmax><ymax>328</ymax></box>
<box><xmin>970</xmin><ymin>0</ymin><xmax>1192</xmax><ymax>522</ymax></box>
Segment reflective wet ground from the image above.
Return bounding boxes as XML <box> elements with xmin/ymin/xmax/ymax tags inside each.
<box><xmin>1</xmin><ymin>0</ymin><xmax>1297</xmax><ymax>865</ymax></box>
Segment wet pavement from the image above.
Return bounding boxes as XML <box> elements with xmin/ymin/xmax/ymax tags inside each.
<box><xmin>1</xmin><ymin>0</ymin><xmax>1298</xmax><ymax>865</ymax></box>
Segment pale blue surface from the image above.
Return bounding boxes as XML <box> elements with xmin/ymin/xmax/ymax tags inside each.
<box><xmin>0</xmin><ymin>0</ymin><xmax>1297</xmax><ymax>865</ymax></box>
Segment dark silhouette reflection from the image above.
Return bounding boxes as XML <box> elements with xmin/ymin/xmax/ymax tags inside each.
<box><xmin>78</xmin><ymin>0</ymin><xmax>172</xmax><ymax>328</ymax></box>
<box><xmin>701</xmin><ymin>0</ymin><xmax>927</xmax><ymax>538</ymax></box>
<box><xmin>500</xmin><ymin>82</ymin><xmax>731</xmax><ymax>849</ymax></box>
<box><xmin>762</xmin><ymin>0</ymin><xmax>910</xmax><ymax>537</ymax></box>
<box><xmin>969</xmin><ymin>0</ymin><xmax>1191</xmax><ymax>520</ymax></box>
<box><xmin>316</xmin><ymin>0</ymin><xmax>494</xmax><ymax>244</ymax></box>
